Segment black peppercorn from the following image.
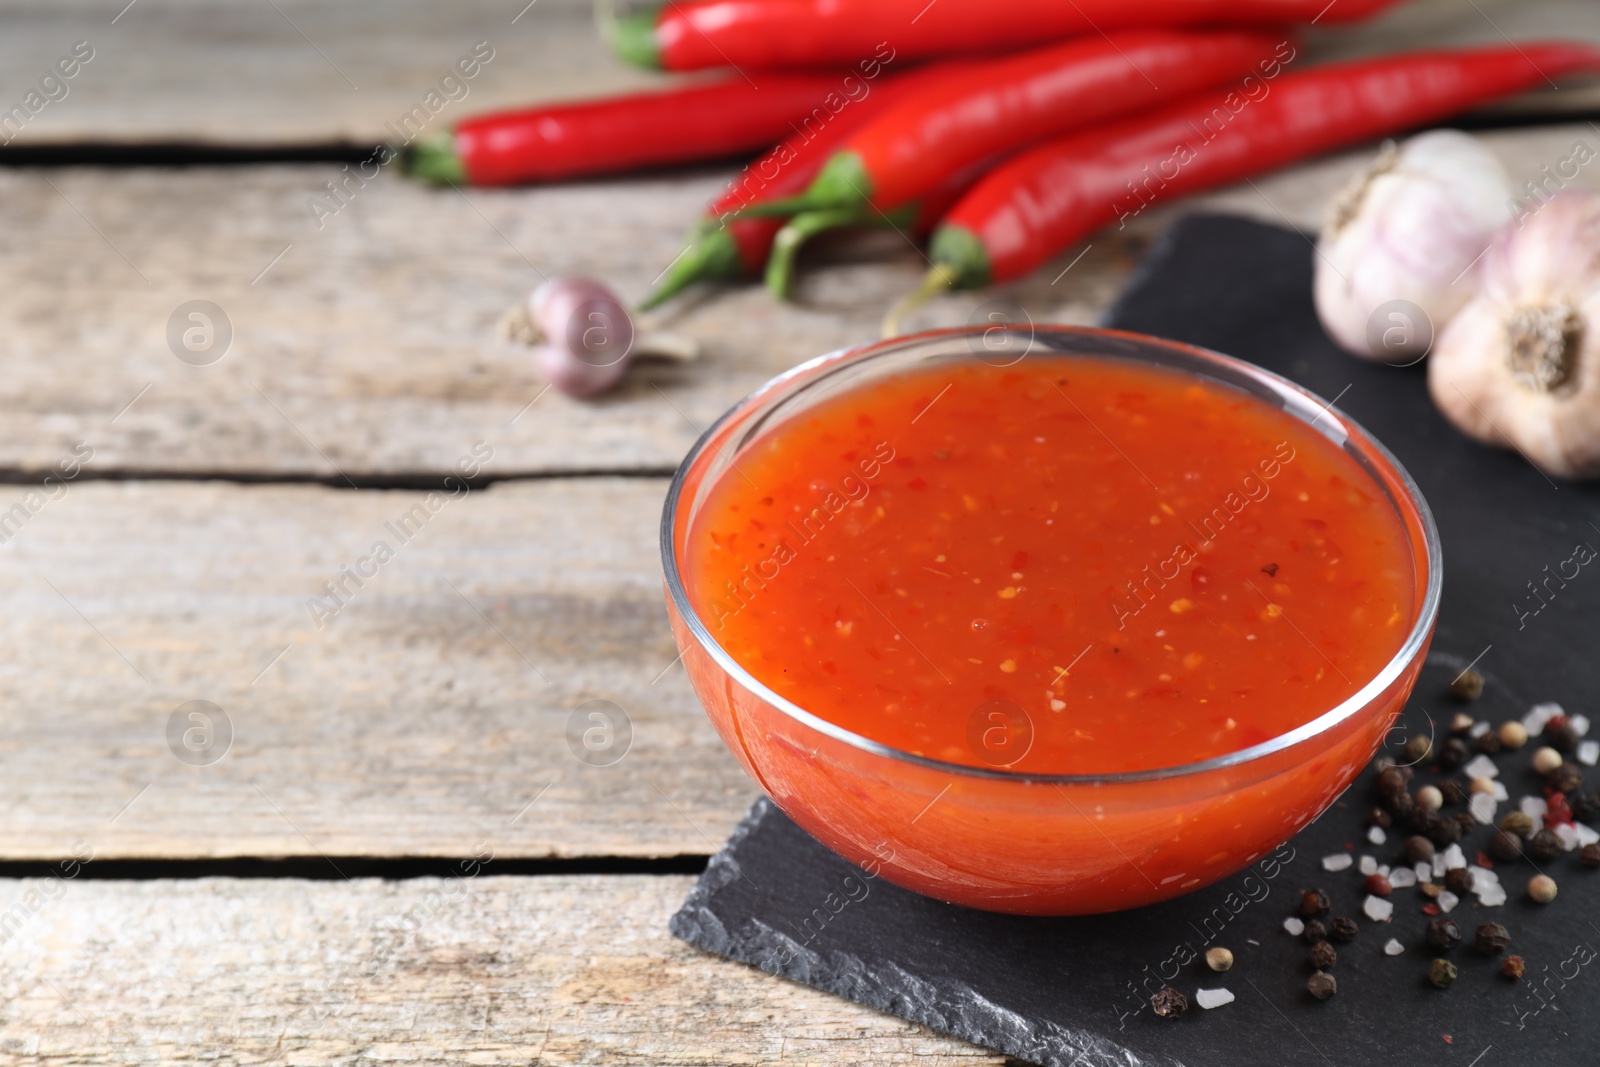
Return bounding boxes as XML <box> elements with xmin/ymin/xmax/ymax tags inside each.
<box><xmin>1444</xmin><ymin>867</ymin><xmax>1475</xmax><ymax>895</ymax></box>
<box><xmin>1303</xmin><ymin>919</ymin><xmax>1328</xmax><ymax>943</ymax></box>
<box><xmin>1425</xmin><ymin>917</ymin><xmax>1463</xmax><ymax>950</ymax></box>
<box><xmin>1429</xmin><ymin>958</ymin><xmax>1458</xmax><ymax>989</ymax></box>
<box><xmin>1151</xmin><ymin>986</ymin><xmax>1187</xmax><ymax>1019</ymax></box>
<box><xmin>1502</xmin><ymin>955</ymin><xmax>1526</xmax><ymax>980</ymax></box>
<box><xmin>1581</xmin><ymin>843</ymin><xmax>1600</xmax><ymax>868</ymax></box>
<box><xmin>1329</xmin><ymin>915</ymin><xmax>1359</xmax><ymax>943</ymax></box>
<box><xmin>1571</xmin><ymin>790</ymin><xmax>1600</xmax><ymax>823</ymax></box>
<box><xmin>1450</xmin><ymin>668</ymin><xmax>1485</xmax><ymax>701</ymax></box>
<box><xmin>1376</xmin><ymin>765</ymin><xmax>1410</xmax><ymax>801</ymax></box>
<box><xmin>1489</xmin><ymin>830</ymin><xmax>1522</xmax><ymax>862</ymax></box>
<box><xmin>1475</xmin><ymin>921</ymin><xmax>1511</xmax><ymax>954</ymax></box>
<box><xmin>1429</xmin><ymin>813</ymin><xmax>1463</xmax><ymax>846</ymax></box>
<box><xmin>1438</xmin><ymin>737</ymin><xmax>1469</xmax><ymax>771</ymax></box>
<box><xmin>1438</xmin><ymin>778</ymin><xmax>1467</xmax><ymax>806</ymax></box>
<box><xmin>1299</xmin><ymin>888</ymin><xmax>1330</xmax><ymax>917</ymax></box>
<box><xmin>1309</xmin><ymin>940</ymin><xmax>1338</xmax><ymax>969</ymax></box>
<box><xmin>1307</xmin><ymin>971</ymin><xmax>1337</xmax><ymax>1000</ymax></box>
<box><xmin>1454</xmin><ymin>811</ymin><xmax>1478</xmax><ymax>836</ymax></box>
<box><xmin>1477</xmin><ymin>731</ymin><xmax>1504</xmax><ymax>755</ymax></box>
<box><xmin>1406</xmin><ymin>804</ymin><xmax>1436</xmax><ymax>832</ymax></box>
<box><xmin>1527</xmin><ymin>828</ymin><xmax>1563</xmax><ymax>862</ymax></box>
<box><xmin>1544</xmin><ymin>719</ymin><xmax>1579</xmax><ymax>754</ymax></box>
<box><xmin>1404</xmin><ymin>835</ymin><xmax>1436</xmax><ymax>865</ymax></box>
<box><xmin>1367</xmin><ymin>805</ymin><xmax>1393</xmax><ymax>829</ymax></box>
<box><xmin>1388</xmin><ymin>790</ymin><xmax>1418</xmax><ymax>819</ymax></box>
<box><xmin>1403</xmin><ymin>734</ymin><xmax>1433</xmax><ymax>765</ymax></box>
<box><xmin>1548</xmin><ymin>763</ymin><xmax>1584</xmax><ymax>795</ymax></box>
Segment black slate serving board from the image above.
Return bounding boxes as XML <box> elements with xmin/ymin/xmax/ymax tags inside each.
<box><xmin>671</xmin><ymin>216</ymin><xmax>1600</xmax><ymax>1067</ymax></box>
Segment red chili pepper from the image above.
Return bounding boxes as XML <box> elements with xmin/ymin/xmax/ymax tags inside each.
<box><xmin>607</xmin><ymin>0</ymin><xmax>1401</xmax><ymax>71</ymax></box>
<box><xmin>400</xmin><ymin>71</ymin><xmax>849</xmax><ymax>186</ymax></box>
<box><xmin>921</xmin><ymin>43</ymin><xmax>1600</xmax><ymax>294</ymax></box>
<box><xmin>745</xmin><ymin>30</ymin><xmax>1289</xmax><ymax>288</ymax></box>
<box><xmin>642</xmin><ymin>62</ymin><xmax>975</xmax><ymax>309</ymax></box>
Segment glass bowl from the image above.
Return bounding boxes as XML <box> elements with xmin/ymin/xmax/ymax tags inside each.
<box><xmin>661</xmin><ymin>325</ymin><xmax>1441</xmax><ymax>916</ymax></box>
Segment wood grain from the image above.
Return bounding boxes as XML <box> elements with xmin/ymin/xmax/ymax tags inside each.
<box><xmin>0</xmin><ymin>874</ymin><xmax>1006</xmax><ymax>1064</ymax></box>
<box><xmin>3</xmin><ymin>125</ymin><xmax>1597</xmax><ymax>479</ymax></box>
<box><xmin>0</xmin><ymin>0</ymin><xmax>1593</xmax><ymax>147</ymax></box>
<box><xmin>0</xmin><ymin>477</ymin><xmax>763</xmax><ymax>860</ymax></box>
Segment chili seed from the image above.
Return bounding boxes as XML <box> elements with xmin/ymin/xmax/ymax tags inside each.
<box><xmin>1425</xmin><ymin>917</ymin><xmax>1462</xmax><ymax>950</ymax></box>
<box><xmin>1527</xmin><ymin>829</ymin><xmax>1562</xmax><ymax>862</ymax></box>
<box><xmin>1450</xmin><ymin>670</ymin><xmax>1485</xmax><ymax>701</ymax></box>
<box><xmin>1475</xmin><ymin>921</ymin><xmax>1511</xmax><ymax>954</ymax></box>
<box><xmin>1299</xmin><ymin>888</ymin><xmax>1331</xmax><ymax>917</ymax></box>
<box><xmin>1363</xmin><ymin>873</ymin><xmax>1391</xmax><ymax>897</ymax></box>
<box><xmin>1151</xmin><ymin>986</ymin><xmax>1188</xmax><ymax>1019</ymax></box>
<box><xmin>1404</xmin><ymin>835</ymin><xmax>1436</xmax><ymax>864</ymax></box>
<box><xmin>1309</xmin><ymin>940</ymin><xmax>1338</xmax><ymax>969</ymax></box>
<box><xmin>1581</xmin><ymin>843</ymin><xmax>1600</xmax><ymax>868</ymax></box>
<box><xmin>1528</xmin><ymin>874</ymin><xmax>1558</xmax><ymax>904</ymax></box>
<box><xmin>1502</xmin><ymin>955</ymin><xmax>1526</xmax><ymax>980</ymax></box>
<box><xmin>1329</xmin><ymin>915</ymin><xmax>1359</xmax><ymax>943</ymax></box>
<box><xmin>1307</xmin><ymin>971</ymin><xmax>1337</xmax><ymax>1000</ymax></box>
<box><xmin>1403</xmin><ymin>735</ymin><xmax>1433</xmax><ymax>765</ymax></box>
<box><xmin>1205</xmin><ymin>946</ymin><xmax>1233</xmax><ymax>972</ymax></box>
<box><xmin>1438</xmin><ymin>737</ymin><xmax>1469</xmax><ymax>771</ymax></box>
<box><xmin>1444</xmin><ymin>867</ymin><xmax>1475</xmax><ymax>895</ymax></box>
<box><xmin>1500</xmin><ymin>721</ymin><xmax>1528</xmax><ymax>749</ymax></box>
<box><xmin>1489</xmin><ymin>830</ymin><xmax>1522</xmax><ymax>862</ymax></box>
<box><xmin>1428</xmin><ymin>958</ymin><xmax>1458</xmax><ymax>989</ymax></box>
<box><xmin>1500</xmin><ymin>811</ymin><xmax>1535</xmax><ymax>838</ymax></box>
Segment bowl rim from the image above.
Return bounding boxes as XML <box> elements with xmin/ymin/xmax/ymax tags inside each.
<box><xmin>660</xmin><ymin>324</ymin><xmax>1443</xmax><ymax>785</ymax></box>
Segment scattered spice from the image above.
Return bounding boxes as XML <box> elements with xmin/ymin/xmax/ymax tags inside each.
<box><xmin>1499</xmin><ymin>721</ymin><xmax>1529</xmax><ymax>749</ymax></box>
<box><xmin>1403</xmin><ymin>735</ymin><xmax>1433</xmax><ymax>765</ymax></box>
<box><xmin>1452</xmin><ymin>811</ymin><xmax>1477</xmax><ymax>837</ymax></box>
<box><xmin>1532</xmin><ymin>747</ymin><xmax>1564</xmax><ymax>775</ymax></box>
<box><xmin>1309</xmin><ymin>941</ymin><xmax>1338</xmax><ymax>969</ymax></box>
<box><xmin>1548</xmin><ymin>763</ymin><xmax>1583</xmax><ymax>794</ymax></box>
<box><xmin>1528</xmin><ymin>874</ymin><xmax>1558</xmax><ymax>904</ymax></box>
<box><xmin>1474</xmin><ymin>921</ymin><xmax>1511</xmax><ymax>954</ymax></box>
<box><xmin>1489</xmin><ymin>830</ymin><xmax>1522</xmax><ymax>862</ymax></box>
<box><xmin>1438</xmin><ymin>778</ymin><xmax>1467</xmax><ymax>805</ymax></box>
<box><xmin>1477</xmin><ymin>730</ymin><xmax>1504</xmax><ymax>755</ymax></box>
<box><xmin>1469</xmin><ymin>776</ymin><xmax>1496</xmax><ymax>795</ymax></box>
<box><xmin>1307</xmin><ymin>971</ymin><xmax>1337</xmax><ymax>1000</ymax></box>
<box><xmin>1450</xmin><ymin>711</ymin><xmax>1477</xmax><ymax>733</ymax></box>
<box><xmin>1299</xmin><ymin>888</ymin><xmax>1331</xmax><ymax>917</ymax></box>
<box><xmin>1438</xmin><ymin>737</ymin><xmax>1469</xmax><ymax>771</ymax></box>
<box><xmin>1367</xmin><ymin>806</ymin><xmax>1393</xmax><ymax>829</ymax></box>
<box><xmin>1329</xmin><ymin>915</ymin><xmax>1359</xmax><ymax>943</ymax></box>
<box><xmin>1502</xmin><ymin>954</ymin><xmax>1526</xmax><ymax>980</ymax></box>
<box><xmin>1303</xmin><ymin>919</ymin><xmax>1329</xmax><ymax>943</ymax></box>
<box><xmin>1571</xmin><ymin>790</ymin><xmax>1600</xmax><ymax>822</ymax></box>
<box><xmin>1205</xmin><ymin>946</ymin><xmax>1233</xmax><ymax>972</ymax></box>
<box><xmin>1500</xmin><ymin>811</ymin><xmax>1535</xmax><ymax>838</ymax></box>
<box><xmin>1429</xmin><ymin>814</ymin><xmax>1463</xmax><ymax>846</ymax></box>
<box><xmin>1425</xmin><ymin>917</ymin><xmax>1462</xmax><ymax>950</ymax></box>
<box><xmin>1418</xmin><ymin>881</ymin><xmax>1442</xmax><ymax>900</ymax></box>
<box><xmin>1404</xmin><ymin>835</ymin><xmax>1436</xmax><ymax>864</ymax></box>
<box><xmin>1450</xmin><ymin>669</ymin><xmax>1485</xmax><ymax>701</ymax></box>
<box><xmin>1544</xmin><ymin>717</ymin><xmax>1579</xmax><ymax>753</ymax></box>
<box><xmin>1527</xmin><ymin>828</ymin><xmax>1562</xmax><ymax>862</ymax></box>
<box><xmin>1428</xmin><ymin>958</ymin><xmax>1458</xmax><ymax>989</ymax></box>
<box><xmin>1581</xmin><ymin>842</ymin><xmax>1600</xmax><ymax>867</ymax></box>
<box><xmin>1260</xmin><ymin>562</ymin><xmax>1279</xmax><ymax>577</ymax></box>
<box><xmin>1151</xmin><ymin>986</ymin><xmax>1188</xmax><ymax>1019</ymax></box>
<box><xmin>1416</xmin><ymin>785</ymin><xmax>1444</xmax><ymax>812</ymax></box>
<box><xmin>1443</xmin><ymin>867</ymin><xmax>1474</xmax><ymax>896</ymax></box>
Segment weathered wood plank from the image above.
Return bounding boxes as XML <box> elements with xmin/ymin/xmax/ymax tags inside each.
<box><xmin>0</xmin><ymin>0</ymin><xmax>1594</xmax><ymax>147</ymax></box>
<box><xmin>0</xmin><ymin>477</ymin><xmax>764</xmax><ymax>859</ymax></box>
<box><xmin>1</xmin><ymin>125</ymin><xmax>1595</xmax><ymax>477</ymax></box>
<box><xmin>0</xmin><ymin>874</ymin><xmax>1006</xmax><ymax>1064</ymax></box>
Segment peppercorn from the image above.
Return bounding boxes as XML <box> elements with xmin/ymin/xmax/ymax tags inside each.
<box><xmin>1438</xmin><ymin>737</ymin><xmax>1469</xmax><ymax>771</ymax></box>
<box><xmin>1429</xmin><ymin>813</ymin><xmax>1463</xmax><ymax>846</ymax></box>
<box><xmin>1363</xmin><ymin>873</ymin><xmax>1391</xmax><ymax>897</ymax></box>
<box><xmin>1438</xmin><ymin>778</ymin><xmax>1467</xmax><ymax>806</ymax></box>
<box><xmin>1151</xmin><ymin>986</ymin><xmax>1188</xmax><ymax>1019</ymax></box>
<box><xmin>1450</xmin><ymin>669</ymin><xmax>1484</xmax><ymax>701</ymax></box>
<box><xmin>1532</xmin><ymin>747</ymin><xmax>1564</xmax><ymax>775</ymax></box>
<box><xmin>1307</xmin><ymin>971</ymin><xmax>1337</xmax><ymax>1000</ymax></box>
<box><xmin>1367</xmin><ymin>805</ymin><xmax>1393</xmax><ymax>829</ymax></box>
<box><xmin>1404</xmin><ymin>835</ymin><xmax>1436</xmax><ymax>864</ymax></box>
<box><xmin>1528</xmin><ymin>874</ymin><xmax>1559</xmax><ymax>904</ymax></box>
<box><xmin>1376</xmin><ymin>764</ymin><xmax>1411</xmax><ymax>792</ymax></box>
<box><xmin>1303</xmin><ymin>919</ymin><xmax>1328</xmax><ymax>943</ymax></box>
<box><xmin>1571</xmin><ymin>790</ymin><xmax>1600</xmax><ymax>823</ymax></box>
<box><xmin>1309</xmin><ymin>940</ymin><xmax>1338</xmax><ymax>969</ymax></box>
<box><xmin>1429</xmin><ymin>958</ymin><xmax>1458</xmax><ymax>989</ymax></box>
<box><xmin>1205</xmin><ymin>946</ymin><xmax>1233</xmax><ymax>972</ymax></box>
<box><xmin>1544</xmin><ymin>717</ymin><xmax>1579</xmax><ymax>754</ymax></box>
<box><xmin>1475</xmin><ymin>921</ymin><xmax>1511</xmax><ymax>954</ymax></box>
<box><xmin>1581</xmin><ymin>843</ymin><xmax>1600</xmax><ymax>868</ymax></box>
<box><xmin>1469</xmin><ymin>775</ymin><xmax>1496</xmax><ymax>795</ymax></box>
<box><xmin>1403</xmin><ymin>734</ymin><xmax>1433</xmax><ymax>765</ymax></box>
<box><xmin>1500</xmin><ymin>721</ymin><xmax>1529</xmax><ymax>749</ymax></box>
<box><xmin>1425</xmin><ymin>917</ymin><xmax>1463</xmax><ymax>950</ymax></box>
<box><xmin>1548</xmin><ymin>763</ymin><xmax>1584</xmax><ymax>794</ymax></box>
<box><xmin>1450</xmin><ymin>711</ymin><xmax>1477</xmax><ymax>734</ymax></box>
<box><xmin>1329</xmin><ymin>915</ymin><xmax>1358</xmax><ymax>943</ymax></box>
<box><xmin>1502</xmin><ymin>955</ymin><xmax>1526</xmax><ymax>980</ymax></box>
<box><xmin>1501</xmin><ymin>811</ymin><xmax>1535</xmax><ymax>838</ymax></box>
<box><xmin>1299</xmin><ymin>888</ymin><xmax>1331</xmax><ymax>917</ymax></box>
<box><xmin>1444</xmin><ymin>867</ymin><xmax>1475</xmax><ymax>895</ymax></box>
<box><xmin>1416</xmin><ymin>785</ymin><xmax>1444</xmax><ymax>812</ymax></box>
<box><xmin>1389</xmin><ymin>791</ymin><xmax>1419</xmax><ymax>820</ymax></box>
<box><xmin>1527</xmin><ymin>829</ymin><xmax>1562</xmax><ymax>862</ymax></box>
<box><xmin>1477</xmin><ymin>731</ymin><xmax>1503</xmax><ymax>756</ymax></box>
<box><xmin>1489</xmin><ymin>830</ymin><xmax>1522</xmax><ymax>862</ymax></box>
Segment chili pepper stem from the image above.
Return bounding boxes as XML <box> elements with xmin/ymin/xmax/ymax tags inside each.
<box><xmin>764</xmin><ymin>208</ymin><xmax>869</xmax><ymax>300</ymax></box>
<box><xmin>598</xmin><ymin>0</ymin><xmax>662</xmax><ymax>69</ymax></box>
<box><xmin>639</xmin><ymin>225</ymin><xmax>746</xmax><ymax>311</ymax></box>
<box><xmin>729</xmin><ymin>153</ymin><xmax>873</xmax><ymax>222</ymax></box>
<box><xmin>400</xmin><ymin>131</ymin><xmax>466</xmax><ymax>185</ymax></box>
<box><xmin>882</xmin><ymin>263</ymin><xmax>958</xmax><ymax>339</ymax></box>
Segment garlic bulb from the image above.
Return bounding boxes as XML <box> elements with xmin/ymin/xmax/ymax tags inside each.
<box><xmin>1429</xmin><ymin>190</ymin><xmax>1600</xmax><ymax>479</ymax></box>
<box><xmin>1315</xmin><ymin>130</ymin><xmax>1513</xmax><ymax>363</ymax></box>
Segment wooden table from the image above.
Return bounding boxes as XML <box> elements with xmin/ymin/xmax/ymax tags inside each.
<box><xmin>1</xmin><ymin>1</ymin><xmax>1596</xmax><ymax>1062</ymax></box>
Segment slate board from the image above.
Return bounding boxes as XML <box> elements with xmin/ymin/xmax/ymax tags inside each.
<box><xmin>670</xmin><ymin>215</ymin><xmax>1600</xmax><ymax>1067</ymax></box>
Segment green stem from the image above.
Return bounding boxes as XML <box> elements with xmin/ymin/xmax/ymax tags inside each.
<box><xmin>598</xmin><ymin>0</ymin><xmax>663</xmax><ymax>69</ymax></box>
<box><xmin>399</xmin><ymin>130</ymin><xmax>466</xmax><ymax>185</ymax></box>
<box><xmin>638</xmin><ymin>225</ymin><xmax>745</xmax><ymax>311</ymax></box>
<box><xmin>882</xmin><ymin>263</ymin><xmax>957</xmax><ymax>338</ymax></box>
<box><xmin>764</xmin><ymin>208</ymin><xmax>867</xmax><ymax>300</ymax></box>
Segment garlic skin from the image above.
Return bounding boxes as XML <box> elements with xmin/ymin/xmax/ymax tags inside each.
<box><xmin>1315</xmin><ymin>131</ymin><xmax>1513</xmax><ymax>363</ymax></box>
<box><xmin>1428</xmin><ymin>190</ymin><xmax>1600</xmax><ymax>479</ymax></box>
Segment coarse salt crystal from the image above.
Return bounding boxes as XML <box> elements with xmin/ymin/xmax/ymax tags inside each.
<box><xmin>1384</xmin><ymin>938</ymin><xmax>1405</xmax><ymax>956</ymax></box>
<box><xmin>1416</xmin><ymin>862</ymin><xmax>1432</xmax><ymax>882</ymax></box>
<box><xmin>1367</xmin><ymin>826</ymin><xmax>1387</xmax><ymax>846</ymax></box>
<box><xmin>1323</xmin><ymin>853</ymin><xmax>1354</xmax><ymax>872</ymax></box>
<box><xmin>1438</xmin><ymin>890</ymin><xmax>1459</xmax><ymax>913</ymax></box>
<box><xmin>1491</xmin><ymin>781</ymin><xmax>1509</xmax><ymax>802</ymax></box>
<box><xmin>1577</xmin><ymin>823</ymin><xmax>1600</xmax><ymax>848</ymax></box>
<box><xmin>1474</xmin><ymin>868</ymin><xmax>1500</xmax><ymax>887</ymax></box>
<box><xmin>1284</xmin><ymin>917</ymin><xmax>1305</xmax><ymax>936</ymax></box>
<box><xmin>1521</xmin><ymin>796</ymin><xmax>1549</xmax><ymax>822</ymax></box>
<box><xmin>1555</xmin><ymin>824</ymin><xmax>1581</xmax><ymax>851</ymax></box>
<box><xmin>1470</xmin><ymin>793</ymin><xmax>1497</xmax><ymax>824</ymax></box>
<box><xmin>1524</xmin><ymin>702</ymin><xmax>1563</xmax><ymax>733</ymax></box>
<box><xmin>1464</xmin><ymin>754</ymin><xmax>1499</xmax><ymax>780</ymax></box>
<box><xmin>1196</xmin><ymin>987</ymin><xmax>1235</xmax><ymax>1010</ymax></box>
<box><xmin>1432</xmin><ymin>855</ymin><xmax>1446</xmax><ymax>879</ymax></box>
<box><xmin>1390</xmin><ymin>867</ymin><xmax>1417</xmax><ymax>889</ymax></box>
<box><xmin>1469</xmin><ymin>721</ymin><xmax>1491</xmax><ymax>738</ymax></box>
<box><xmin>1363</xmin><ymin>895</ymin><xmax>1394</xmax><ymax>922</ymax></box>
<box><xmin>1359</xmin><ymin>855</ymin><xmax>1378</xmax><ymax>876</ymax></box>
<box><xmin>1579</xmin><ymin>740</ymin><xmax>1599</xmax><ymax>767</ymax></box>
<box><xmin>1443</xmin><ymin>844</ymin><xmax>1467</xmax><ymax>870</ymax></box>
<box><xmin>1478</xmin><ymin>883</ymin><xmax>1507</xmax><ymax>907</ymax></box>
<box><xmin>1378</xmin><ymin>864</ymin><xmax>1391</xmax><ymax>878</ymax></box>
<box><xmin>1573</xmin><ymin>714</ymin><xmax>1590</xmax><ymax>737</ymax></box>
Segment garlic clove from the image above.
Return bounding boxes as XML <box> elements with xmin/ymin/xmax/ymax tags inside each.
<box><xmin>1315</xmin><ymin>130</ymin><xmax>1513</xmax><ymax>363</ymax></box>
<box><xmin>1428</xmin><ymin>189</ymin><xmax>1600</xmax><ymax>479</ymax></box>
